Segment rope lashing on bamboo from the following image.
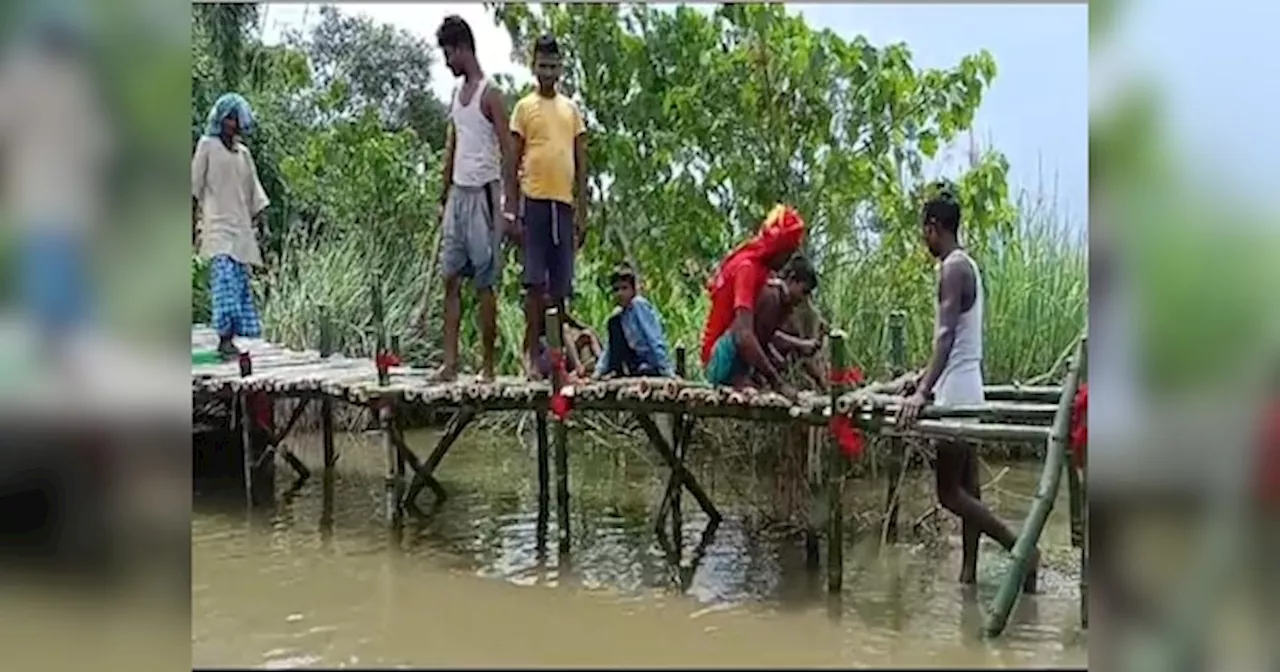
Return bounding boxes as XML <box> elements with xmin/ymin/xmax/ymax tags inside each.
<box><xmin>548</xmin><ymin>349</ymin><xmax>574</xmax><ymax>421</ymax></box>
<box><xmin>828</xmin><ymin>366</ymin><xmax>866</xmax><ymax>459</ymax></box>
<box><xmin>1069</xmin><ymin>383</ymin><xmax>1087</xmax><ymax>469</ymax></box>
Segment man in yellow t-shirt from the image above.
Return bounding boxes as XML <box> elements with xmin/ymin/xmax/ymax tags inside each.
<box><xmin>509</xmin><ymin>34</ymin><xmax>588</xmax><ymax>380</ymax></box>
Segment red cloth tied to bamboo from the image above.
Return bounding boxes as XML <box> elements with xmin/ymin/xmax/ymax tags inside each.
<box><xmin>548</xmin><ymin>349</ymin><xmax>574</xmax><ymax>421</ymax></box>
<box><xmin>700</xmin><ymin>205</ymin><xmax>806</xmax><ymax>366</ymax></box>
<box><xmin>1069</xmin><ymin>383</ymin><xmax>1088</xmax><ymax>469</ymax></box>
<box><xmin>829</xmin><ymin>415</ymin><xmax>865</xmax><ymax>459</ymax></box>
<box><xmin>829</xmin><ymin>366</ymin><xmax>863</xmax><ymax>387</ymax></box>
<box><xmin>250</xmin><ymin>392</ymin><xmax>273</xmax><ymax>432</ymax></box>
<box><xmin>376</xmin><ymin>351</ymin><xmax>401</xmax><ymax>373</ymax></box>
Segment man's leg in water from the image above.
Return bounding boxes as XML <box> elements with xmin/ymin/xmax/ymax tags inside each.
<box><xmin>935</xmin><ymin>439</ymin><xmax>1039</xmax><ymax>591</ymax></box>
<box><xmin>959</xmin><ymin>442</ymin><xmax>982</xmax><ymax>584</ymax></box>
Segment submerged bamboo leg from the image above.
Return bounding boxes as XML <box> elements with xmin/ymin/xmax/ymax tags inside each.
<box><xmin>635</xmin><ymin>413</ymin><xmax>721</xmax><ymax>523</ymax></box>
<box><xmin>402</xmin><ymin>410</ymin><xmax>473</xmax><ymax>507</ymax></box>
<box><xmin>369</xmin><ymin>270</ymin><xmax>401</xmax><ymax>527</ymax></box>
<box><xmin>672</xmin><ymin>346</ymin><xmax>687</xmax><ymax>546</ymax></box>
<box><xmin>984</xmin><ymin>334</ymin><xmax>1087</xmax><ymax>637</ymax></box>
<box><xmin>535</xmin><ymin>410</ymin><xmax>551</xmax><ymax>554</ymax></box>
<box><xmin>827</xmin><ymin>330</ymin><xmax>850</xmax><ymax>594</ymax></box>
<box><xmin>806</xmin><ymin>422</ymin><xmax>825</xmax><ymax>571</ymax></box>
<box><xmin>883</xmin><ymin>311</ymin><xmax>907</xmax><ymax>543</ymax></box>
<box><xmin>237</xmin><ymin>354</ymin><xmax>260</xmax><ymax>509</ymax></box>
<box><xmin>547</xmin><ymin>307</ymin><xmax>572</xmax><ymax>555</ymax></box>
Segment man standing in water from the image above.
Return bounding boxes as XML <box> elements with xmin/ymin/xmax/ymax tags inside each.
<box><xmin>510</xmin><ymin>34</ymin><xmax>588</xmax><ymax>379</ymax></box>
<box><xmin>192</xmin><ymin>93</ymin><xmax>270</xmax><ymax>359</ymax></box>
<box><xmin>896</xmin><ymin>188</ymin><xmax>1039</xmax><ymax>591</ymax></box>
<box><xmin>431</xmin><ymin>15</ymin><xmax>518</xmax><ymax>382</ymax></box>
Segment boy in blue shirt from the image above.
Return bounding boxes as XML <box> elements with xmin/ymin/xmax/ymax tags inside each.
<box><xmin>594</xmin><ymin>264</ymin><xmax>673</xmax><ymax>379</ymax></box>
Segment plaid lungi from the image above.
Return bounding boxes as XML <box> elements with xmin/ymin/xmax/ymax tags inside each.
<box><xmin>209</xmin><ymin>254</ymin><xmax>261</xmax><ymax>339</ymax></box>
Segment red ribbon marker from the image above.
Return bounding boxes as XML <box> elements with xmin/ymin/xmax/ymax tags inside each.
<box><xmin>250</xmin><ymin>391</ymin><xmax>273</xmax><ymax>432</ymax></box>
<box><xmin>1069</xmin><ymin>384</ymin><xmax>1088</xmax><ymax>469</ymax></box>
<box><xmin>829</xmin><ymin>366</ymin><xmax>864</xmax><ymax>387</ymax></box>
<box><xmin>376</xmin><ymin>351</ymin><xmax>402</xmax><ymax>372</ymax></box>
<box><xmin>829</xmin><ymin>415</ymin><xmax>865</xmax><ymax>459</ymax></box>
<box><xmin>548</xmin><ymin>349</ymin><xmax>574</xmax><ymax>421</ymax></box>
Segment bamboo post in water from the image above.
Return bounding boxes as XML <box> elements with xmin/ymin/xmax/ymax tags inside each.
<box><xmin>984</xmin><ymin>334</ymin><xmax>1087</xmax><ymax>637</ymax></box>
<box><xmin>1068</xmin><ymin>461</ymin><xmax>1088</xmax><ymax>628</ymax></box>
<box><xmin>827</xmin><ymin>329</ymin><xmax>850</xmax><ymax>594</ymax></box>
<box><xmin>535</xmin><ymin>410</ymin><xmax>550</xmax><ymax>555</ymax></box>
<box><xmin>883</xmin><ymin>310</ymin><xmax>907</xmax><ymax>543</ymax></box>
<box><xmin>238</xmin><ymin>353</ymin><xmax>254</xmax><ymax>511</ymax></box>
<box><xmin>546</xmin><ymin>307</ymin><xmax>571</xmax><ymax>555</ymax></box>
<box><xmin>671</xmin><ymin>345</ymin><xmax>687</xmax><ymax>546</ymax></box>
<box><xmin>371</xmin><ymin>270</ymin><xmax>400</xmax><ymax>527</ymax></box>
<box><xmin>318</xmin><ymin>304</ymin><xmax>336</xmax><ymax>533</ymax></box>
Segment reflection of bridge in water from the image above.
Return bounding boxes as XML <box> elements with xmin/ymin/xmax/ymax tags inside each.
<box><xmin>190</xmin><ymin>309</ymin><xmax>1086</xmax><ymax>638</ymax></box>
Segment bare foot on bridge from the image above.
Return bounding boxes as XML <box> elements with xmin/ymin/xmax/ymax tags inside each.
<box><xmin>426</xmin><ymin>366</ymin><xmax>457</xmax><ymax>384</ymax></box>
<box><xmin>522</xmin><ymin>353</ymin><xmax>543</xmax><ymax>381</ymax></box>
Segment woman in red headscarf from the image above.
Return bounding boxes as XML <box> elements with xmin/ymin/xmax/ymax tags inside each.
<box><xmin>700</xmin><ymin>205</ymin><xmax>810</xmax><ymax>398</ymax></box>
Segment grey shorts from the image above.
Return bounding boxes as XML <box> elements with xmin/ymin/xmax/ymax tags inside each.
<box><xmin>441</xmin><ymin>182</ymin><xmax>502</xmax><ymax>289</ymax></box>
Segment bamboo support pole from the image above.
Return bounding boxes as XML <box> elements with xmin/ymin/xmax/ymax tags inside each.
<box><xmin>827</xmin><ymin>329</ymin><xmax>849</xmax><ymax>594</ymax></box>
<box><xmin>402</xmin><ymin>410</ymin><xmax>472</xmax><ymax>507</ymax></box>
<box><xmin>371</xmin><ymin>270</ymin><xmax>401</xmax><ymax>527</ymax></box>
<box><xmin>671</xmin><ymin>345</ymin><xmax>687</xmax><ymax>546</ymax></box>
<box><xmin>318</xmin><ymin>305</ymin><xmax>336</xmax><ymax>481</ymax></box>
<box><xmin>805</xmin><ymin>427</ymin><xmax>825</xmax><ymax>570</ymax></box>
<box><xmin>535</xmin><ymin>410</ymin><xmax>550</xmax><ymax>554</ymax></box>
<box><xmin>635</xmin><ymin>413</ymin><xmax>722</xmax><ymax>523</ymax></box>
<box><xmin>984</xmin><ymin>334</ymin><xmax>1087</xmax><ymax>637</ymax></box>
<box><xmin>237</xmin><ymin>353</ymin><xmax>256</xmax><ymax>509</ymax></box>
<box><xmin>547</xmin><ymin>307</ymin><xmax>571</xmax><ymax>555</ymax></box>
<box><xmin>883</xmin><ymin>310</ymin><xmax>907</xmax><ymax>543</ymax></box>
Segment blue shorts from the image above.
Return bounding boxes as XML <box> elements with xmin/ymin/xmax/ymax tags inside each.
<box><xmin>520</xmin><ymin>198</ymin><xmax>575</xmax><ymax>301</ymax></box>
<box><xmin>705</xmin><ymin>332</ymin><xmax>748</xmax><ymax>387</ymax></box>
<box><xmin>441</xmin><ymin>183</ymin><xmax>502</xmax><ymax>290</ymax></box>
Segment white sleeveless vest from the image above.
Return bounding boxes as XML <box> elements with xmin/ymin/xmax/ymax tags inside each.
<box><xmin>449</xmin><ymin>77</ymin><xmax>501</xmax><ymax>187</ymax></box>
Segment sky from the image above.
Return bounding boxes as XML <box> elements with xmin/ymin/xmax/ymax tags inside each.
<box><xmin>260</xmin><ymin>3</ymin><xmax>1089</xmax><ymax>232</ymax></box>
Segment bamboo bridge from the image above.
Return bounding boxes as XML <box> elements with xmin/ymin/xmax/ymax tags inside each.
<box><xmin>191</xmin><ymin>305</ymin><xmax>1087</xmax><ymax>639</ymax></box>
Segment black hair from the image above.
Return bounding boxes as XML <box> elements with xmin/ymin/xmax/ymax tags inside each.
<box><xmin>436</xmin><ymin>15</ymin><xmax>475</xmax><ymax>52</ymax></box>
<box><xmin>608</xmin><ymin>262</ymin><xmax>637</xmax><ymax>288</ymax></box>
<box><xmin>922</xmin><ymin>186</ymin><xmax>961</xmax><ymax>234</ymax></box>
<box><xmin>782</xmin><ymin>254</ymin><xmax>818</xmax><ymax>293</ymax></box>
<box><xmin>533</xmin><ymin>34</ymin><xmax>561</xmax><ymax>59</ymax></box>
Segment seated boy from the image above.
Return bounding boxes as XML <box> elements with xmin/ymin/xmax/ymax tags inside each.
<box><xmin>704</xmin><ymin>255</ymin><xmax>821</xmax><ymax>398</ymax></box>
<box><xmin>594</xmin><ymin>263</ymin><xmax>673</xmax><ymax>379</ymax></box>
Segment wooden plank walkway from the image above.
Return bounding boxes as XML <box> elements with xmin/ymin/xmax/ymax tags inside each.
<box><xmin>191</xmin><ymin>326</ymin><xmax>1061</xmax><ymax>440</ymax></box>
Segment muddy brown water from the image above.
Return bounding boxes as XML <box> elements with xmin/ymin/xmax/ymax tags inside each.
<box><xmin>192</xmin><ymin>425</ymin><xmax>1086</xmax><ymax>668</ymax></box>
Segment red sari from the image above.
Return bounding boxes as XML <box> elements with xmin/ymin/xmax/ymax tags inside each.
<box><xmin>699</xmin><ymin>205</ymin><xmax>806</xmax><ymax>366</ymax></box>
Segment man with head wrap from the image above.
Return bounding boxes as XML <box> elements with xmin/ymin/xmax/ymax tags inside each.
<box><xmin>191</xmin><ymin>93</ymin><xmax>270</xmax><ymax>359</ymax></box>
<box><xmin>700</xmin><ymin>205</ymin><xmax>819</xmax><ymax>400</ymax></box>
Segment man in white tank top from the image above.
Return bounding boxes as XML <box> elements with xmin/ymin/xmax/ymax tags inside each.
<box><xmin>430</xmin><ymin>16</ymin><xmax>519</xmax><ymax>382</ymax></box>
<box><xmin>896</xmin><ymin>188</ymin><xmax>1040</xmax><ymax>592</ymax></box>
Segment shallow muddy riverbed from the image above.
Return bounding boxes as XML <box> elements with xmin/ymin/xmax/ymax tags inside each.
<box><xmin>192</xmin><ymin>424</ymin><xmax>1086</xmax><ymax>668</ymax></box>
